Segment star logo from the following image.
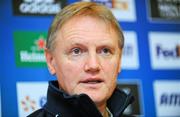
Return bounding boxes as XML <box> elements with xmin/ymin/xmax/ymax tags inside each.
<box><xmin>21</xmin><ymin>96</ymin><xmax>37</xmax><ymax>112</ymax></box>
<box><xmin>35</xmin><ymin>36</ymin><xmax>46</xmax><ymax>50</ymax></box>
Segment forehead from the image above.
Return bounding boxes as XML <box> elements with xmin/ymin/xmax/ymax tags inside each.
<box><xmin>61</xmin><ymin>16</ymin><xmax>110</xmax><ymax>32</ymax></box>
<box><xmin>58</xmin><ymin>16</ymin><xmax>118</xmax><ymax>40</ymax></box>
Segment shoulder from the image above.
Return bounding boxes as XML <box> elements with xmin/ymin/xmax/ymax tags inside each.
<box><xmin>27</xmin><ymin>108</ymin><xmax>53</xmax><ymax>117</ymax></box>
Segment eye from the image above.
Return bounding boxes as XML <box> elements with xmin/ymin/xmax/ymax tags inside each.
<box><xmin>71</xmin><ymin>48</ymin><xmax>82</xmax><ymax>55</ymax></box>
<box><xmin>100</xmin><ymin>48</ymin><xmax>112</xmax><ymax>55</ymax></box>
<box><xmin>102</xmin><ymin>48</ymin><xmax>109</xmax><ymax>53</ymax></box>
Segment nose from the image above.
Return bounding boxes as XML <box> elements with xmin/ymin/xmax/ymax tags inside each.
<box><xmin>84</xmin><ymin>52</ymin><xmax>100</xmax><ymax>73</ymax></box>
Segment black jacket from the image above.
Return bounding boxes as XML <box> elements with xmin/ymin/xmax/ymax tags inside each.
<box><xmin>28</xmin><ymin>81</ymin><xmax>134</xmax><ymax>117</ymax></box>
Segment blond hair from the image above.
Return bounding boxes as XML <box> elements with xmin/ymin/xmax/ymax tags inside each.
<box><xmin>46</xmin><ymin>2</ymin><xmax>124</xmax><ymax>51</ymax></box>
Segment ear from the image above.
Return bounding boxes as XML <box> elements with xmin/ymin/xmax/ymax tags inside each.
<box><xmin>118</xmin><ymin>58</ymin><xmax>122</xmax><ymax>73</ymax></box>
<box><xmin>118</xmin><ymin>49</ymin><xmax>123</xmax><ymax>73</ymax></box>
<box><xmin>45</xmin><ymin>48</ymin><xmax>56</xmax><ymax>75</ymax></box>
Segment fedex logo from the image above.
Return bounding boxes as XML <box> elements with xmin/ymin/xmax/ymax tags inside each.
<box><xmin>156</xmin><ymin>45</ymin><xmax>180</xmax><ymax>58</ymax></box>
<box><xmin>149</xmin><ymin>32</ymin><xmax>180</xmax><ymax>69</ymax></box>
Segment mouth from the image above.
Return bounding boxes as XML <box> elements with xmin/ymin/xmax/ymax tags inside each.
<box><xmin>79</xmin><ymin>78</ymin><xmax>104</xmax><ymax>84</ymax></box>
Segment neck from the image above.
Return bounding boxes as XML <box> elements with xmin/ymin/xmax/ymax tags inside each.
<box><xmin>102</xmin><ymin>108</ymin><xmax>109</xmax><ymax>117</ymax></box>
<box><xmin>96</xmin><ymin>103</ymin><xmax>108</xmax><ymax>117</ymax></box>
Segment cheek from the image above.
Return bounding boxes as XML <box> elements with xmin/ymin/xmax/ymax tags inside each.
<box><xmin>59</xmin><ymin>62</ymin><xmax>80</xmax><ymax>81</ymax></box>
<box><xmin>101</xmin><ymin>58</ymin><xmax>119</xmax><ymax>86</ymax></box>
<box><xmin>63</xmin><ymin>60</ymin><xmax>84</xmax><ymax>75</ymax></box>
<box><xmin>56</xmin><ymin>60</ymin><xmax>84</xmax><ymax>90</ymax></box>
<box><xmin>102</xmin><ymin>58</ymin><xmax>120</xmax><ymax>77</ymax></box>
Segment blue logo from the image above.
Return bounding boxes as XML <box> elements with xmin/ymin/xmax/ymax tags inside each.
<box><xmin>156</xmin><ymin>45</ymin><xmax>180</xmax><ymax>58</ymax></box>
<box><xmin>160</xmin><ymin>93</ymin><xmax>180</xmax><ymax>106</ymax></box>
<box><xmin>123</xmin><ymin>45</ymin><xmax>133</xmax><ymax>56</ymax></box>
<box><xmin>39</xmin><ymin>96</ymin><xmax>47</xmax><ymax>107</ymax></box>
<box><xmin>91</xmin><ymin>0</ymin><xmax>112</xmax><ymax>8</ymax></box>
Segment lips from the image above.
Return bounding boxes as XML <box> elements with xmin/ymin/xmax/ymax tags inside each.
<box><xmin>79</xmin><ymin>78</ymin><xmax>103</xmax><ymax>84</ymax></box>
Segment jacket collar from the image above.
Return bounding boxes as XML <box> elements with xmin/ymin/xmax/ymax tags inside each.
<box><xmin>44</xmin><ymin>80</ymin><xmax>134</xmax><ymax>117</ymax></box>
<box><xmin>107</xmin><ymin>86</ymin><xmax>134</xmax><ymax>116</ymax></box>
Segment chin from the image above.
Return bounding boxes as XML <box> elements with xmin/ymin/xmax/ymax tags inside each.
<box><xmin>85</xmin><ymin>92</ymin><xmax>108</xmax><ymax>104</ymax></box>
<box><xmin>74</xmin><ymin>87</ymin><xmax>112</xmax><ymax>103</ymax></box>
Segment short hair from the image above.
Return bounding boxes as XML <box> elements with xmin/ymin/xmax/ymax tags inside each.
<box><xmin>46</xmin><ymin>2</ymin><xmax>124</xmax><ymax>51</ymax></box>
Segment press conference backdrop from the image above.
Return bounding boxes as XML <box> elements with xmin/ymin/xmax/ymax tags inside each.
<box><xmin>0</xmin><ymin>0</ymin><xmax>180</xmax><ymax>117</ymax></box>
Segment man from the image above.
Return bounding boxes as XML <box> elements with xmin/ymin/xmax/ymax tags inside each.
<box><xmin>28</xmin><ymin>1</ymin><xmax>134</xmax><ymax>117</ymax></box>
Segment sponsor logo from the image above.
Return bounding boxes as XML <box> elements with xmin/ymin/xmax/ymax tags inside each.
<box><xmin>13</xmin><ymin>0</ymin><xmax>67</xmax><ymax>16</ymax></box>
<box><xmin>149</xmin><ymin>0</ymin><xmax>180</xmax><ymax>21</ymax></box>
<box><xmin>149</xmin><ymin>32</ymin><xmax>180</xmax><ymax>69</ymax></box>
<box><xmin>39</xmin><ymin>96</ymin><xmax>47</xmax><ymax>107</ymax></box>
<box><xmin>121</xmin><ymin>31</ymin><xmax>139</xmax><ymax>69</ymax></box>
<box><xmin>156</xmin><ymin>45</ymin><xmax>180</xmax><ymax>58</ymax></box>
<box><xmin>89</xmin><ymin>0</ymin><xmax>113</xmax><ymax>8</ymax></box>
<box><xmin>117</xmin><ymin>81</ymin><xmax>143</xmax><ymax>116</ymax></box>
<box><xmin>160</xmin><ymin>93</ymin><xmax>180</xmax><ymax>106</ymax></box>
<box><xmin>14</xmin><ymin>31</ymin><xmax>47</xmax><ymax>67</ymax></box>
<box><xmin>20</xmin><ymin>95</ymin><xmax>47</xmax><ymax>114</ymax></box>
<box><xmin>80</xmin><ymin>0</ymin><xmax>136</xmax><ymax>21</ymax></box>
<box><xmin>154</xmin><ymin>80</ymin><xmax>180</xmax><ymax>116</ymax></box>
<box><xmin>16</xmin><ymin>82</ymin><xmax>48</xmax><ymax>117</ymax></box>
<box><xmin>21</xmin><ymin>95</ymin><xmax>37</xmax><ymax>112</ymax></box>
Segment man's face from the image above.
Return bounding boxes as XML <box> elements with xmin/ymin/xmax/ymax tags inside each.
<box><xmin>46</xmin><ymin>16</ymin><xmax>122</xmax><ymax>106</ymax></box>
